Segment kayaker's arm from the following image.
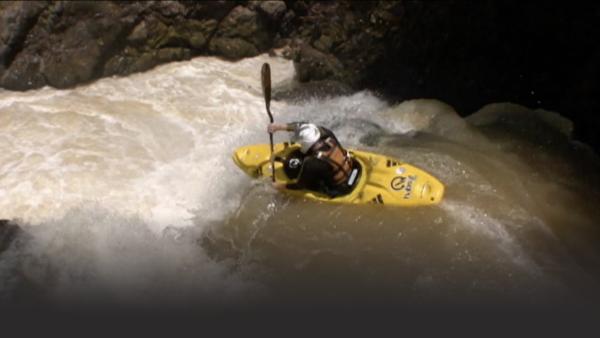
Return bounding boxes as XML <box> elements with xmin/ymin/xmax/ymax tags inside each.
<box><xmin>267</xmin><ymin>122</ymin><xmax>308</xmax><ymax>134</ymax></box>
<box><xmin>267</xmin><ymin>123</ymin><xmax>291</xmax><ymax>133</ymax></box>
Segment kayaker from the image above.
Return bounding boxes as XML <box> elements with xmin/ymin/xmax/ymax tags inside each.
<box><xmin>267</xmin><ymin>122</ymin><xmax>355</xmax><ymax>197</ymax></box>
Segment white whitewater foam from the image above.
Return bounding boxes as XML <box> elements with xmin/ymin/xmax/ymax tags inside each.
<box><xmin>0</xmin><ymin>55</ymin><xmax>295</xmax><ymax>232</ymax></box>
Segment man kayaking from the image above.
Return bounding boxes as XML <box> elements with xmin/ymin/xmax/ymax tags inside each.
<box><xmin>267</xmin><ymin>122</ymin><xmax>356</xmax><ymax>197</ymax></box>
<box><xmin>233</xmin><ymin>63</ymin><xmax>444</xmax><ymax>205</ymax></box>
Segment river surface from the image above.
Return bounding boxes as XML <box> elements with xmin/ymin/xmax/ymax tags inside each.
<box><xmin>1</xmin><ymin>54</ymin><xmax>599</xmax><ymax>309</ymax></box>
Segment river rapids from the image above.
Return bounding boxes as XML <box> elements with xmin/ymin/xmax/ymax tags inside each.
<box><xmin>1</xmin><ymin>54</ymin><xmax>599</xmax><ymax>310</ymax></box>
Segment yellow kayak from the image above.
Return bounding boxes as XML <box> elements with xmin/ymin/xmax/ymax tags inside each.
<box><xmin>232</xmin><ymin>143</ymin><xmax>444</xmax><ymax>206</ymax></box>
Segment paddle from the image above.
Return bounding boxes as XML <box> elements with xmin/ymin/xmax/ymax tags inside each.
<box><xmin>261</xmin><ymin>62</ymin><xmax>276</xmax><ymax>182</ymax></box>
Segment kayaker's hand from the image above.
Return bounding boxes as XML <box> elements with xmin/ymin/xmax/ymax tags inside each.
<box><xmin>267</xmin><ymin>123</ymin><xmax>287</xmax><ymax>134</ymax></box>
<box><xmin>267</xmin><ymin>123</ymin><xmax>278</xmax><ymax>133</ymax></box>
<box><xmin>271</xmin><ymin>182</ymin><xmax>287</xmax><ymax>190</ymax></box>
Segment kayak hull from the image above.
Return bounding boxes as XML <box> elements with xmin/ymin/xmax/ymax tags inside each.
<box><xmin>233</xmin><ymin>143</ymin><xmax>444</xmax><ymax>206</ymax></box>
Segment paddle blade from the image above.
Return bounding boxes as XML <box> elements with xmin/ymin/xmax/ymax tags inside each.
<box><xmin>261</xmin><ymin>63</ymin><xmax>272</xmax><ymax>120</ymax></box>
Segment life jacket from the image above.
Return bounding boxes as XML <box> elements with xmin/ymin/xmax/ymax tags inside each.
<box><xmin>308</xmin><ymin>130</ymin><xmax>353</xmax><ymax>187</ymax></box>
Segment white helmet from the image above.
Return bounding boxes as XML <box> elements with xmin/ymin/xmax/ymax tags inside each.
<box><xmin>295</xmin><ymin>123</ymin><xmax>321</xmax><ymax>153</ymax></box>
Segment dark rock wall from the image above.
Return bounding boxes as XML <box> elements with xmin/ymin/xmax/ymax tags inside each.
<box><xmin>0</xmin><ymin>1</ymin><xmax>599</xmax><ymax>150</ymax></box>
<box><xmin>0</xmin><ymin>219</ymin><xmax>23</xmax><ymax>254</ymax></box>
<box><xmin>0</xmin><ymin>1</ymin><xmax>238</xmax><ymax>89</ymax></box>
<box><xmin>362</xmin><ymin>1</ymin><xmax>600</xmax><ymax>151</ymax></box>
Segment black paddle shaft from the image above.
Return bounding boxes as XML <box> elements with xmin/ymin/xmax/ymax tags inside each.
<box><xmin>261</xmin><ymin>63</ymin><xmax>275</xmax><ymax>181</ymax></box>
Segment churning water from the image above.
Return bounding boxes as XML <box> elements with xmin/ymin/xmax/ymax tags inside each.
<box><xmin>1</xmin><ymin>54</ymin><xmax>599</xmax><ymax>308</ymax></box>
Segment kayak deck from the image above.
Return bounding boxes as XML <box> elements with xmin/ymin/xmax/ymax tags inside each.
<box><xmin>233</xmin><ymin>143</ymin><xmax>444</xmax><ymax>206</ymax></box>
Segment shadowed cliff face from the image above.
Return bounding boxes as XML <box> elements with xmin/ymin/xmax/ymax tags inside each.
<box><xmin>362</xmin><ymin>1</ymin><xmax>600</xmax><ymax>154</ymax></box>
<box><xmin>0</xmin><ymin>1</ymin><xmax>599</xmax><ymax>151</ymax></box>
<box><xmin>0</xmin><ymin>0</ymin><xmax>398</xmax><ymax>90</ymax></box>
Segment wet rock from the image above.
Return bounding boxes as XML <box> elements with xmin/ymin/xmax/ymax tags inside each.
<box><xmin>292</xmin><ymin>1</ymin><xmax>309</xmax><ymax>16</ymax></box>
<box><xmin>149</xmin><ymin>1</ymin><xmax>187</xmax><ymax>18</ymax></box>
<box><xmin>41</xmin><ymin>21</ymin><xmax>104</xmax><ymax>87</ymax></box>
<box><xmin>156</xmin><ymin>47</ymin><xmax>191</xmax><ymax>62</ymax></box>
<box><xmin>0</xmin><ymin>1</ymin><xmax>235</xmax><ymax>89</ymax></box>
<box><xmin>253</xmin><ymin>0</ymin><xmax>287</xmax><ymax>22</ymax></box>
<box><xmin>0</xmin><ymin>1</ymin><xmax>47</xmax><ymax>70</ymax></box>
<box><xmin>2</xmin><ymin>1</ymin><xmax>381</xmax><ymax>89</ymax></box>
<box><xmin>0</xmin><ymin>1</ymin><xmax>138</xmax><ymax>89</ymax></box>
<box><xmin>187</xmin><ymin>0</ymin><xmax>237</xmax><ymax>20</ymax></box>
<box><xmin>278</xmin><ymin>9</ymin><xmax>297</xmax><ymax>38</ymax></box>
<box><xmin>293</xmin><ymin>43</ymin><xmax>344</xmax><ymax>82</ymax></box>
<box><xmin>273</xmin><ymin>79</ymin><xmax>354</xmax><ymax>102</ymax></box>
<box><xmin>87</xmin><ymin>1</ymin><xmax>227</xmax><ymax>78</ymax></box>
<box><xmin>0</xmin><ymin>54</ymin><xmax>47</xmax><ymax>90</ymax></box>
<box><xmin>209</xmin><ymin>37</ymin><xmax>260</xmax><ymax>60</ymax></box>
<box><xmin>126</xmin><ymin>20</ymin><xmax>149</xmax><ymax>44</ymax></box>
<box><xmin>0</xmin><ymin>219</ymin><xmax>23</xmax><ymax>254</ymax></box>
<box><xmin>187</xmin><ymin>19</ymin><xmax>219</xmax><ymax>49</ymax></box>
<box><xmin>209</xmin><ymin>5</ymin><xmax>271</xmax><ymax>59</ymax></box>
<box><xmin>0</xmin><ymin>1</ymin><xmax>47</xmax><ymax>88</ymax></box>
<box><xmin>281</xmin><ymin>1</ymin><xmax>401</xmax><ymax>88</ymax></box>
